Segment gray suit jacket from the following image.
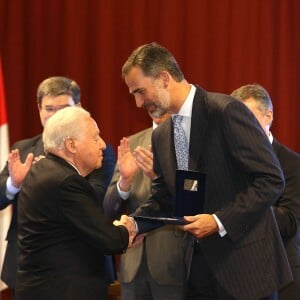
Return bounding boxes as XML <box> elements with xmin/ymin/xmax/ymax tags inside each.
<box><xmin>134</xmin><ymin>86</ymin><xmax>293</xmax><ymax>299</ymax></box>
<box><xmin>104</xmin><ymin>127</ymin><xmax>186</xmax><ymax>286</ymax></box>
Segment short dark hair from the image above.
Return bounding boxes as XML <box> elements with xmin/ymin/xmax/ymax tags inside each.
<box><xmin>122</xmin><ymin>42</ymin><xmax>184</xmax><ymax>82</ymax></box>
<box><xmin>231</xmin><ymin>83</ymin><xmax>273</xmax><ymax>114</ymax></box>
<box><xmin>37</xmin><ymin>76</ymin><xmax>81</xmax><ymax>106</ymax></box>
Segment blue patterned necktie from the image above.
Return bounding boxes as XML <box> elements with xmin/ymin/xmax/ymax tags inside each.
<box><xmin>172</xmin><ymin>115</ymin><xmax>189</xmax><ymax>170</ymax></box>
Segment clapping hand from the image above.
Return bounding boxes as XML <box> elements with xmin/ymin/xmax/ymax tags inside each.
<box><xmin>118</xmin><ymin>138</ymin><xmax>139</xmax><ymax>192</ymax></box>
<box><xmin>133</xmin><ymin>145</ymin><xmax>157</xmax><ymax>179</ymax></box>
<box><xmin>8</xmin><ymin>149</ymin><xmax>34</xmax><ymax>188</ymax></box>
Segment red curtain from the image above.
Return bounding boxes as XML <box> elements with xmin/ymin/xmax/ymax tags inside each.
<box><xmin>1</xmin><ymin>0</ymin><xmax>299</xmax><ymax>152</ymax></box>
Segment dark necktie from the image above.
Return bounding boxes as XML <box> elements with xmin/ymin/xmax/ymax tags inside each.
<box><xmin>173</xmin><ymin>115</ymin><xmax>189</xmax><ymax>170</ymax></box>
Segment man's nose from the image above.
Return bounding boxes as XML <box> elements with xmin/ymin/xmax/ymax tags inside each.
<box><xmin>99</xmin><ymin>137</ymin><xmax>106</xmax><ymax>150</ymax></box>
<box><xmin>134</xmin><ymin>95</ymin><xmax>144</xmax><ymax>108</ymax></box>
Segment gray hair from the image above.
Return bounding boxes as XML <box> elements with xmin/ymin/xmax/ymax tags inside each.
<box><xmin>37</xmin><ymin>76</ymin><xmax>81</xmax><ymax>106</ymax></box>
<box><xmin>231</xmin><ymin>83</ymin><xmax>273</xmax><ymax>114</ymax></box>
<box><xmin>122</xmin><ymin>42</ymin><xmax>184</xmax><ymax>82</ymax></box>
<box><xmin>43</xmin><ymin>107</ymin><xmax>90</xmax><ymax>152</ymax></box>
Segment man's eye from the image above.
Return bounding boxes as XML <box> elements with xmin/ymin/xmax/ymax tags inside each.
<box><xmin>45</xmin><ymin>107</ymin><xmax>55</xmax><ymax>112</ymax></box>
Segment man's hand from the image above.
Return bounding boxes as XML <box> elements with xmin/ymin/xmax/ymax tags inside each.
<box><xmin>133</xmin><ymin>146</ymin><xmax>157</xmax><ymax>179</ymax></box>
<box><xmin>180</xmin><ymin>214</ymin><xmax>218</xmax><ymax>239</ymax></box>
<box><xmin>118</xmin><ymin>138</ymin><xmax>139</xmax><ymax>191</ymax></box>
<box><xmin>113</xmin><ymin>215</ymin><xmax>137</xmax><ymax>246</ymax></box>
<box><xmin>8</xmin><ymin>149</ymin><xmax>34</xmax><ymax>188</ymax></box>
<box><xmin>129</xmin><ymin>233</ymin><xmax>147</xmax><ymax>248</ymax></box>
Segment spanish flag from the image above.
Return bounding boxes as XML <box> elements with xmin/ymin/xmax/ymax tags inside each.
<box><xmin>0</xmin><ymin>57</ymin><xmax>11</xmax><ymax>291</ymax></box>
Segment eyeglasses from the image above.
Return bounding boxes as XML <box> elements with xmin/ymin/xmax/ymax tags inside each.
<box><xmin>41</xmin><ymin>104</ymin><xmax>70</xmax><ymax>113</ymax></box>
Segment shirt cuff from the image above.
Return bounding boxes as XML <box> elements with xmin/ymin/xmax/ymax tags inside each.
<box><xmin>6</xmin><ymin>176</ymin><xmax>20</xmax><ymax>200</ymax></box>
<box><xmin>117</xmin><ymin>180</ymin><xmax>131</xmax><ymax>200</ymax></box>
<box><xmin>130</xmin><ymin>217</ymin><xmax>139</xmax><ymax>235</ymax></box>
<box><xmin>213</xmin><ymin>214</ymin><xmax>227</xmax><ymax>237</ymax></box>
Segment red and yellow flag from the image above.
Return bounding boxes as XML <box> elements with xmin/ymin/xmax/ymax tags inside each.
<box><xmin>0</xmin><ymin>57</ymin><xmax>11</xmax><ymax>291</ymax></box>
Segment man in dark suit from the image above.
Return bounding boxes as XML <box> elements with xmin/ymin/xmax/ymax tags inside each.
<box><xmin>104</xmin><ymin>112</ymin><xmax>187</xmax><ymax>299</ymax></box>
<box><xmin>120</xmin><ymin>42</ymin><xmax>293</xmax><ymax>299</ymax></box>
<box><xmin>14</xmin><ymin>106</ymin><xmax>135</xmax><ymax>300</ymax></box>
<box><xmin>231</xmin><ymin>83</ymin><xmax>300</xmax><ymax>300</ymax></box>
<box><xmin>0</xmin><ymin>76</ymin><xmax>116</xmax><ymax>294</ymax></box>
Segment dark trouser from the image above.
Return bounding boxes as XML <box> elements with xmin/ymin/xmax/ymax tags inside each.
<box><xmin>278</xmin><ymin>264</ymin><xmax>300</xmax><ymax>299</ymax></box>
<box><xmin>186</xmin><ymin>248</ymin><xmax>278</xmax><ymax>300</ymax></box>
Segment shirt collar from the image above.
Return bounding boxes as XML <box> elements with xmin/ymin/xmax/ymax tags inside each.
<box><xmin>268</xmin><ymin>131</ymin><xmax>273</xmax><ymax>144</ymax></box>
<box><xmin>173</xmin><ymin>84</ymin><xmax>196</xmax><ymax>118</ymax></box>
<box><xmin>66</xmin><ymin>160</ymin><xmax>82</xmax><ymax>175</ymax></box>
<box><xmin>153</xmin><ymin>121</ymin><xmax>158</xmax><ymax>130</ymax></box>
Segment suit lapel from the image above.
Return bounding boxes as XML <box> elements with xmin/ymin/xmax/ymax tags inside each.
<box><xmin>167</xmin><ymin>118</ymin><xmax>177</xmax><ymax>172</ymax></box>
<box><xmin>189</xmin><ymin>87</ymin><xmax>208</xmax><ymax>171</ymax></box>
<box><xmin>33</xmin><ymin>136</ymin><xmax>45</xmax><ymax>156</ymax></box>
<box><xmin>153</xmin><ymin>118</ymin><xmax>177</xmax><ymax>194</ymax></box>
<box><xmin>155</xmin><ymin>117</ymin><xmax>177</xmax><ymax>168</ymax></box>
<box><xmin>271</xmin><ymin>137</ymin><xmax>280</xmax><ymax>156</ymax></box>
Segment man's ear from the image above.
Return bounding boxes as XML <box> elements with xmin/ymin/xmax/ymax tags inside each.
<box><xmin>264</xmin><ymin>110</ymin><xmax>273</xmax><ymax>126</ymax></box>
<box><xmin>65</xmin><ymin>138</ymin><xmax>76</xmax><ymax>154</ymax></box>
<box><xmin>159</xmin><ymin>71</ymin><xmax>169</xmax><ymax>87</ymax></box>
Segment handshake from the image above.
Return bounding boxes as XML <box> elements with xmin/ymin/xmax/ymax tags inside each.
<box><xmin>113</xmin><ymin>215</ymin><xmax>138</xmax><ymax>247</ymax></box>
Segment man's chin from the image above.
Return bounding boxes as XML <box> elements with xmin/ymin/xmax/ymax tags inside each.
<box><xmin>95</xmin><ymin>163</ymin><xmax>102</xmax><ymax>169</ymax></box>
<box><xmin>148</xmin><ymin>109</ymin><xmax>166</xmax><ymax>119</ymax></box>
<box><xmin>95</xmin><ymin>159</ymin><xmax>103</xmax><ymax>169</ymax></box>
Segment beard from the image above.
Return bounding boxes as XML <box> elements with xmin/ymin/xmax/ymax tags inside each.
<box><xmin>148</xmin><ymin>106</ymin><xmax>167</xmax><ymax>118</ymax></box>
<box><xmin>148</xmin><ymin>86</ymin><xmax>171</xmax><ymax>117</ymax></box>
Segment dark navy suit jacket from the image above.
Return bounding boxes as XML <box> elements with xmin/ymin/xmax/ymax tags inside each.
<box><xmin>272</xmin><ymin>138</ymin><xmax>300</xmax><ymax>299</ymax></box>
<box><xmin>134</xmin><ymin>86</ymin><xmax>293</xmax><ymax>299</ymax></box>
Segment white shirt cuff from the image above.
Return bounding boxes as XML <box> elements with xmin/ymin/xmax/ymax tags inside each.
<box><xmin>130</xmin><ymin>217</ymin><xmax>139</xmax><ymax>235</ymax></box>
<box><xmin>213</xmin><ymin>214</ymin><xmax>227</xmax><ymax>237</ymax></box>
<box><xmin>117</xmin><ymin>181</ymin><xmax>131</xmax><ymax>200</ymax></box>
<box><xmin>6</xmin><ymin>176</ymin><xmax>20</xmax><ymax>200</ymax></box>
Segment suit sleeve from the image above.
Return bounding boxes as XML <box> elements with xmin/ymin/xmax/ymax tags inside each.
<box><xmin>103</xmin><ymin>163</ymin><xmax>127</xmax><ymax>220</ymax></box>
<box><xmin>0</xmin><ymin>161</ymin><xmax>11</xmax><ymax>209</ymax></box>
<box><xmin>273</xmin><ymin>147</ymin><xmax>300</xmax><ymax>239</ymax></box>
<box><xmin>59</xmin><ymin>174</ymin><xmax>129</xmax><ymax>254</ymax></box>
<box><xmin>215</xmin><ymin>101</ymin><xmax>285</xmax><ymax>242</ymax></box>
<box><xmin>0</xmin><ymin>140</ymin><xmax>24</xmax><ymax>209</ymax></box>
<box><xmin>132</xmin><ymin>132</ymin><xmax>174</xmax><ymax>233</ymax></box>
<box><xmin>103</xmin><ymin>129</ymin><xmax>153</xmax><ymax>221</ymax></box>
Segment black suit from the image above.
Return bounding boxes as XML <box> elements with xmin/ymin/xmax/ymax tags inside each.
<box><xmin>0</xmin><ymin>134</ymin><xmax>116</xmax><ymax>289</ymax></box>
<box><xmin>134</xmin><ymin>86</ymin><xmax>293</xmax><ymax>299</ymax></box>
<box><xmin>15</xmin><ymin>153</ymin><xmax>128</xmax><ymax>300</ymax></box>
<box><xmin>272</xmin><ymin>138</ymin><xmax>300</xmax><ymax>299</ymax></box>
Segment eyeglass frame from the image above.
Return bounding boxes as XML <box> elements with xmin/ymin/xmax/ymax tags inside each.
<box><xmin>40</xmin><ymin>104</ymin><xmax>71</xmax><ymax>113</ymax></box>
